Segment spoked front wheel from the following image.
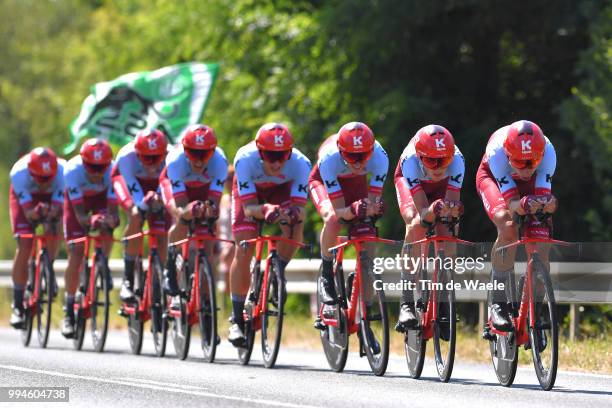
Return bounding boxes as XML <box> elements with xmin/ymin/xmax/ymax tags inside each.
<box><xmin>405</xmin><ymin>266</ymin><xmax>427</xmax><ymax>379</ymax></box>
<box><xmin>358</xmin><ymin>253</ymin><xmax>389</xmax><ymax>376</ymax></box>
<box><xmin>36</xmin><ymin>252</ymin><xmax>54</xmax><ymax>348</ymax></box>
<box><xmin>529</xmin><ymin>260</ymin><xmax>558</xmax><ymax>391</ymax></box>
<box><xmin>171</xmin><ymin>253</ymin><xmax>191</xmax><ymax>360</ymax></box>
<box><xmin>433</xmin><ymin>268</ymin><xmax>456</xmax><ymax>382</ymax></box>
<box><xmin>91</xmin><ymin>254</ymin><xmax>110</xmax><ymax>352</ymax></box>
<box><xmin>487</xmin><ymin>284</ymin><xmax>518</xmax><ymax>387</ymax></box>
<box><xmin>198</xmin><ymin>255</ymin><xmax>218</xmax><ymax>363</ymax></box>
<box><xmin>127</xmin><ymin>258</ymin><xmax>144</xmax><ymax>355</ymax></box>
<box><xmin>318</xmin><ymin>265</ymin><xmax>349</xmax><ymax>373</ymax></box>
<box><xmin>150</xmin><ymin>255</ymin><xmax>167</xmax><ymax>357</ymax></box>
<box><xmin>261</xmin><ymin>256</ymin><xmax>286</xmax><ymax>368</ymax></box>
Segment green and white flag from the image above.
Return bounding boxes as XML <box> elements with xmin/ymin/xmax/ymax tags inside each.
<box><xmin>65</xmin><ymin>62</ymin><xmax>219</xmax><ymax>153</ymax></box>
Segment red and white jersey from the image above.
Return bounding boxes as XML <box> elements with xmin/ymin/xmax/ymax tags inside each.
<box><xmin>64</xmin><ymin>155</ymin><xmax>116</xmax><ymax>205</ymax></box>
<box><xmin>482</xmin><ymin>125</ymin><xmax>556</xmax><ymax>199</ymax></box>
<box><xmin>233</xmin><ymin>141</ymin><xmax>311</xmax><ymax>205</ymax></box>
<box><xmin>10</xmin><ymin>154</ymin><xmax>66</xmax><ymax>208</ymax></box>
<box><xmin>315</xmin><ymin>134</ymin><xmax>388</xmax><ymax>199</ymax></box>
<box><xmin>396</xmin><ymin>136</ymin><xmax>465</xmax><ymax>194</ymax></box>
<box><xmin>113</xmin><ymin>142</ymin><xmax>166</xmax><ymax>209</ymax></box>
<box><xmin>161</xmin><ymin>144</ymin><xmax>228</xmax><ymax>200</ymax></box>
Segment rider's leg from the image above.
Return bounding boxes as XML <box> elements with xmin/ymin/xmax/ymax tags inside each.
<box><xmin>319</xmin><ymin>200</ymin><xmax>341</xmax><ymax>304</ymax></box>
<box><xmin>397</xmin><ymin>207</ymin><xmax>425</xmax><ymax>328</ymax></box>
<box><xmin>121</xmin><ymin>207</ymin><xmax>142</xmax><ymax>300</ymax></box>
<box><xmin>277</xmin><ymin>211</ymin><xmax>305</xmax><ymax>271</ymax></box>
<box><xmin>229</xmin><ymin>229</ymin><xmax>257</xmax><ymax>321</ymax></box>
<box><xmin>163</xmin><ymin>221</ymin><xmax>188</xmax><ymax>296</ymax></box>
<box><xmin>10</xmin><ymin>237</ymin><xmax>32</xmax><ymax>328</ymax></box>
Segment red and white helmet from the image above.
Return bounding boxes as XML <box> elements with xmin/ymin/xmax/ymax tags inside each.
<box><xmin>255</xmin><ymin>123</ymin><xmax>294</xmax><ymax>162</ymax></box>
<box><xmin>182</xmin><ymin>124</ymin><xmax>217</xmax><ymax>163</ymax></box>
<box><xmin>504</xmin><ymin>120</ymin><xmax>545</xmax><ymax>169</ymax></box>
<box><xmin>337</xmin><ymin>122</ymin><xmax>375</xmax><ymax>164</ymax></box>
<box><xmin>80</xmin><ymin>138</ymin><xmax>113</xmax><ymax>173</ymax></box>
<box><xmin>134</xmin><ymin>128</ymin><xmax>167</xmax><ymax>165</ymax></box>
<box><xmin>414</xmin><ymin>125</ymin><xmax>455</xmax><ymax>169</ymax></box>
<box><xmin>28</xmin><ymin>147</ymin><xmax>58</xmax><ymax>181</ymax></box>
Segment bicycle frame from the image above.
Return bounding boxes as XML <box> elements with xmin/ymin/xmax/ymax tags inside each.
<box><xmin>19</xmin><ymin>229</ymin><xmax>60</xmax><ymax>310</ymax></box>
<box><xmin>491</xmin><ymin>236</ymin><xmax>569</xmax><ymax>345</ymax></box>
<box><xmin>239</xmin><ymin>234</ymin><xmax>305</xmax><ymax>330</ymax></box>
<box><xmin>121</xmin><ymin>230</ymin><xmax>167</xmax><ymax>321</ymax></box>
<box><xmin>406</xmin><ymin>233</ymin><xmax>474</xmax><ymax>340</ymax></box>
<box><xmin>320</xmin><ymin>235</ymin><xmax>397</xmax><ymax>335</ymax></box>
<box><xmin>67</xmin><ymin>233</ymin><xmax>116</xmax><ymax>319</ymax></box>
<box><xmin>168</xmin><ymin>225</ymin><xmax>233</xmax><ymax>326</ymax></box>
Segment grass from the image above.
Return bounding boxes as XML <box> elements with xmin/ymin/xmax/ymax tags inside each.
<box><xmin>1</xmin><ymin>289</ymin><xmax>610</xmax><ymax>374</ymax></box>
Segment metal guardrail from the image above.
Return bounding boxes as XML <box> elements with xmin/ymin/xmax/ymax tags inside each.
<box><xmin>0</xmin><ymin>259</ymin><xmax>610</xmax><ymax>304</ymax></box>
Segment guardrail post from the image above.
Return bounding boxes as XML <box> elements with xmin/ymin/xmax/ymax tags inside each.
<box><xmin>569</xmin><ymin>303</ymin><xmax>580</xmax><ymax>341</ymax></box>
<box><xmin>478</xmin><ymin>301</ymin><xmax>486</xmax><ymax>326</ymax></box>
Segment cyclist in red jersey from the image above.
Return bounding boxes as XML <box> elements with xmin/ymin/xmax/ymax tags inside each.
<box><xmin>9</xmin><ymin>148</ymin><xmax>64</xmax><ymax>329</ymax></box>
<box><xmin>228</xmin><ymin>123</ymin><xmax>311</xmax><ymax>346</ymax></box>
<box><xmin>476</xmin><ymin>120</ymin><xmax>557</xmax><ymax>331</ymax></box>
<box><xmin>112</xmin><ymin>129</ymin><xmax>170</xmax><ymax>302</ymax></box>
<box><xmin>394</xmin><ymin>125</ymin><xmax>465</xmax><ymax>330</ymax></box>
<box><xmin>309</xmin><ymin>122</ymin><xmax>388</xmax><ymax>304</ymax></box>
<box><xmin>63</xmin><ymin>139</ymin><xmax>119</xmax><ymax>338</ymax></box>
<box><xmin>159</xmin><ymin>124</ymin><xmax>228</xmax><ymax>297</ymax></box>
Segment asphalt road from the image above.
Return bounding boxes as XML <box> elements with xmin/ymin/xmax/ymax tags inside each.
<box><xmin>0</xmin><ymin>328</ymin><xmax>610</xmax><ymax>408</ymax></box>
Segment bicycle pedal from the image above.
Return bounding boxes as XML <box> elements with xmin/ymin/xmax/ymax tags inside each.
<box><xmin>117</xmin><ymin>308</ymin><xmax>128</xmax><ymax>317</ymax></box>
<box><xmin>313</xmin><ymin>318</ymin><xmax>326</xmax><ymax>331</ymax></box>
<box><xmin>482</xmin><ymin>327</ymin><xmax>496</xmax><ymax>341</ymax></box>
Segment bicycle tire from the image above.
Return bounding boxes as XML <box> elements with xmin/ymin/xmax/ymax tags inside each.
<box><xmin>198</xmin><ymin>254</ymin><xmax>218</xmax><ymax>363</ymax></box>
<box><xmin>127</xmin><ymin>257</ymin><xmax>144</xmax><ymax>355</ymax></box>
<box><xmin>150</xmin><ymin>252</ymin><xmax>167</xmax><ymax>357</ymax></box>
<box><xmin>91</xmin><ymin>252</ymin><xmax>110</xmax><ymax>352</ymax></box>
<box><xmin>529</xmin><ymin>259</ymin><xmax>558</xmax><ymax>390</ymax></box>
<box><xmin>405</xmin><ymin>264</ymin><xmax>427</xmax><ymax>379</ymax></box>
<box><xmin>36</xmin><ymin>250</ymin><xmax>53</xmax><ymax>348</ymax></box>
<box><xmin>358</xmin><ymin>253</ymin><xmax>389</xmax><ymax>376</ymax></box>
<box><xmin>488</xmin><ymin>275</ymin><xmax>518</xmax><ymax>387</ymax></box>
<box><xmin>433</xmin><ymin>267</ymin><xmax>456</xmax><ymax>382</ymax></box>
<box><xmin>261</xmin><ymin>255</ymin><xmax>286</xmax><ymax>368</ymax></box>
<box><xmin>171</xmin><ymin>252</ymin><xmax>191</xmax><ymax>360</ymax></box>
<box><xmin>318</xmin><ymin>264</ymin><xmax>349</xmax><ymax>373</ymax></box>
<box><xmin>21</xmin><ymin>260</ymin><xmax>35</xmax><ymax>347</ymax></box>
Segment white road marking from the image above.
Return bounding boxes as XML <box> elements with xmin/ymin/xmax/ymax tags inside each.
<box><xmin>0</xmin><ymin>365</ymin><xmax>322</xmax><ymax>408</ymax></box>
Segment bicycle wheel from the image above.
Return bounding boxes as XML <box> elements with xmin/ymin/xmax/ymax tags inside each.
<box><xmin>36</xmin><ymin>251</ymin><xmax>53</xmax><ymax>348</ymax></box>
<box><xmin>237</xmin><ymin>319</ymin><xmax>256</xmax><ymax>365</ymax></box>
<box><xmin>261</xmin><ymin>256</ymin><xmax>286</xmax><ymax>368</ymax></box>
<box><xmin>529</xmin><ymin>259</ymin><xmax>558</xmax><ymax>390</ymax></box>
<box><xmin>405</xmin><ymin>264</ymin><xmax>427</xmax><ymax>379</ymax></box>
<box><xmin>127</xmin><ymin>257</ymin><xmax>144</xmax><ymax>355</ymax></box>
<box><xmin>358</xmin><ymin>253</ymin><xmax>389</xmax><ymax>376</ymax></box>
<box><xmin>171</xmin><ymin>252</ymin><xmax>191</xmax><ymax>360</ymax></box>
<box><xmin>91</xmin><ymin>253</ymin><xmax>110</xmax><ymax>352</ymax></box>
<box><xmin>150</xmin><ymin>252</ymin><xmax>167</xmax><ymax>357</ymax></box>
<box><xmin>433</xmin><ymin>267</ymin><xmax>456</xmax><ymax>382</ymax></box>
<box><xmin>198</xmin><ymin>254</ymin><xmax>218</xmax><ymax>363</ymax></box>
<box><xmin>20</xmin><ymin>261</ymin><xmax>34</xmax><ymax>346</ymax></box>
<box><xmin>318</xmin><ymin>264</ymin><xmax>349</xmax><ymax>372</ymax></box>
<box><xmin>488</xmin><ymin>274</ymin><xmax>518</xmax><ymax>387</ymax></box>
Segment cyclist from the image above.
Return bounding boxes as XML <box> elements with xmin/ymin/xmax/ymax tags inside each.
<box><xmin>228</xmin><ymin>123</ymin><xmax>311</xmax><ymax>347</ymax></box>
<box><xmin>63</xmin><ymin>138</ymin><xmax>119</xmax><ymax>338</ymax></box>
<box><xmin>159</xmin><ymin>124</ymin><xmax>228</xmax><ymax>299</ymax></box>
<box><xmin>476</xmin><ymin>120</ymin><xmax>557</xmax><ymax>331</ymax></box>
<box><xmin>112</xmin><ymin>128</ymin><xmax>170</xmax><ymax>302</ymax></box>
<box><xmin>309</xmin><ymin>122</ymin><xmax>387</xmax><ymax>324</ymax></box>
<box><xmin>9</xmin><ymin>147</ymin><xmax>64</xmax><ymax>329</ymax></box>
<box><xmin>394</xmin><ymin>125</ymin><xmax>465</xmax><ymax>331</ymax></box>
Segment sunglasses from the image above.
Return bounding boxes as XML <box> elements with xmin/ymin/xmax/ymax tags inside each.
<box><xmin>83</xmin><ymin>162</ymin><xmax>109</xmax><ymax>174</ymax></box>
<box><xmin>260</xmin><ymin>150</ymin><xmax>292</xmax><ymax>163</ymax></box>
<box><xmin>139</xmin><ymin>154</ymin><xmax>164</xmax><ymax>165</ymax></box>
<box><xmin>509</xmin><ymin>158</ymin><xmax>536</xmax><ymax>170</ymax></box>
<box><xmin>420</xmin><ymin>156</ymin><xmax>453</xmax><ymax>170</ymax></box>
<box><xmin>341</xmin><ymin>150</ymin><xmax>373</xmax><ymax>164</ymax></box>
<box><xmin>185</xmin><ymin>148</ymin><xmax>214</xmax><ymax>162</ymax></box>
<box><xmin>33</xmin><ymin>175</ymin><xmax>53</xmax><ymax>183</ymax></box>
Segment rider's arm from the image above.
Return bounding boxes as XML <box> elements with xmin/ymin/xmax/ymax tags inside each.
<box><xmin>116</xmin><ymin>149</ymin><xmax>145</xmax><ymax>210</ymax></box>
<box><xmin>289</xmin><ymin>150</ymin><xmax>311</xmax><ymax>207</ymax></box>
<box><xmin>330</xmin><ymin>196</ymin><xmax>355</xmax><ymax>221</ymax></box>
<box><xmin>535</xmin><ymin>141</ymin><xmax>557</xmax><ymax>213</ymax></box>
<box><xmin>488</xmin><ymin>148</ymin><xmax>522</xmax><ymax>214</ymax></box>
